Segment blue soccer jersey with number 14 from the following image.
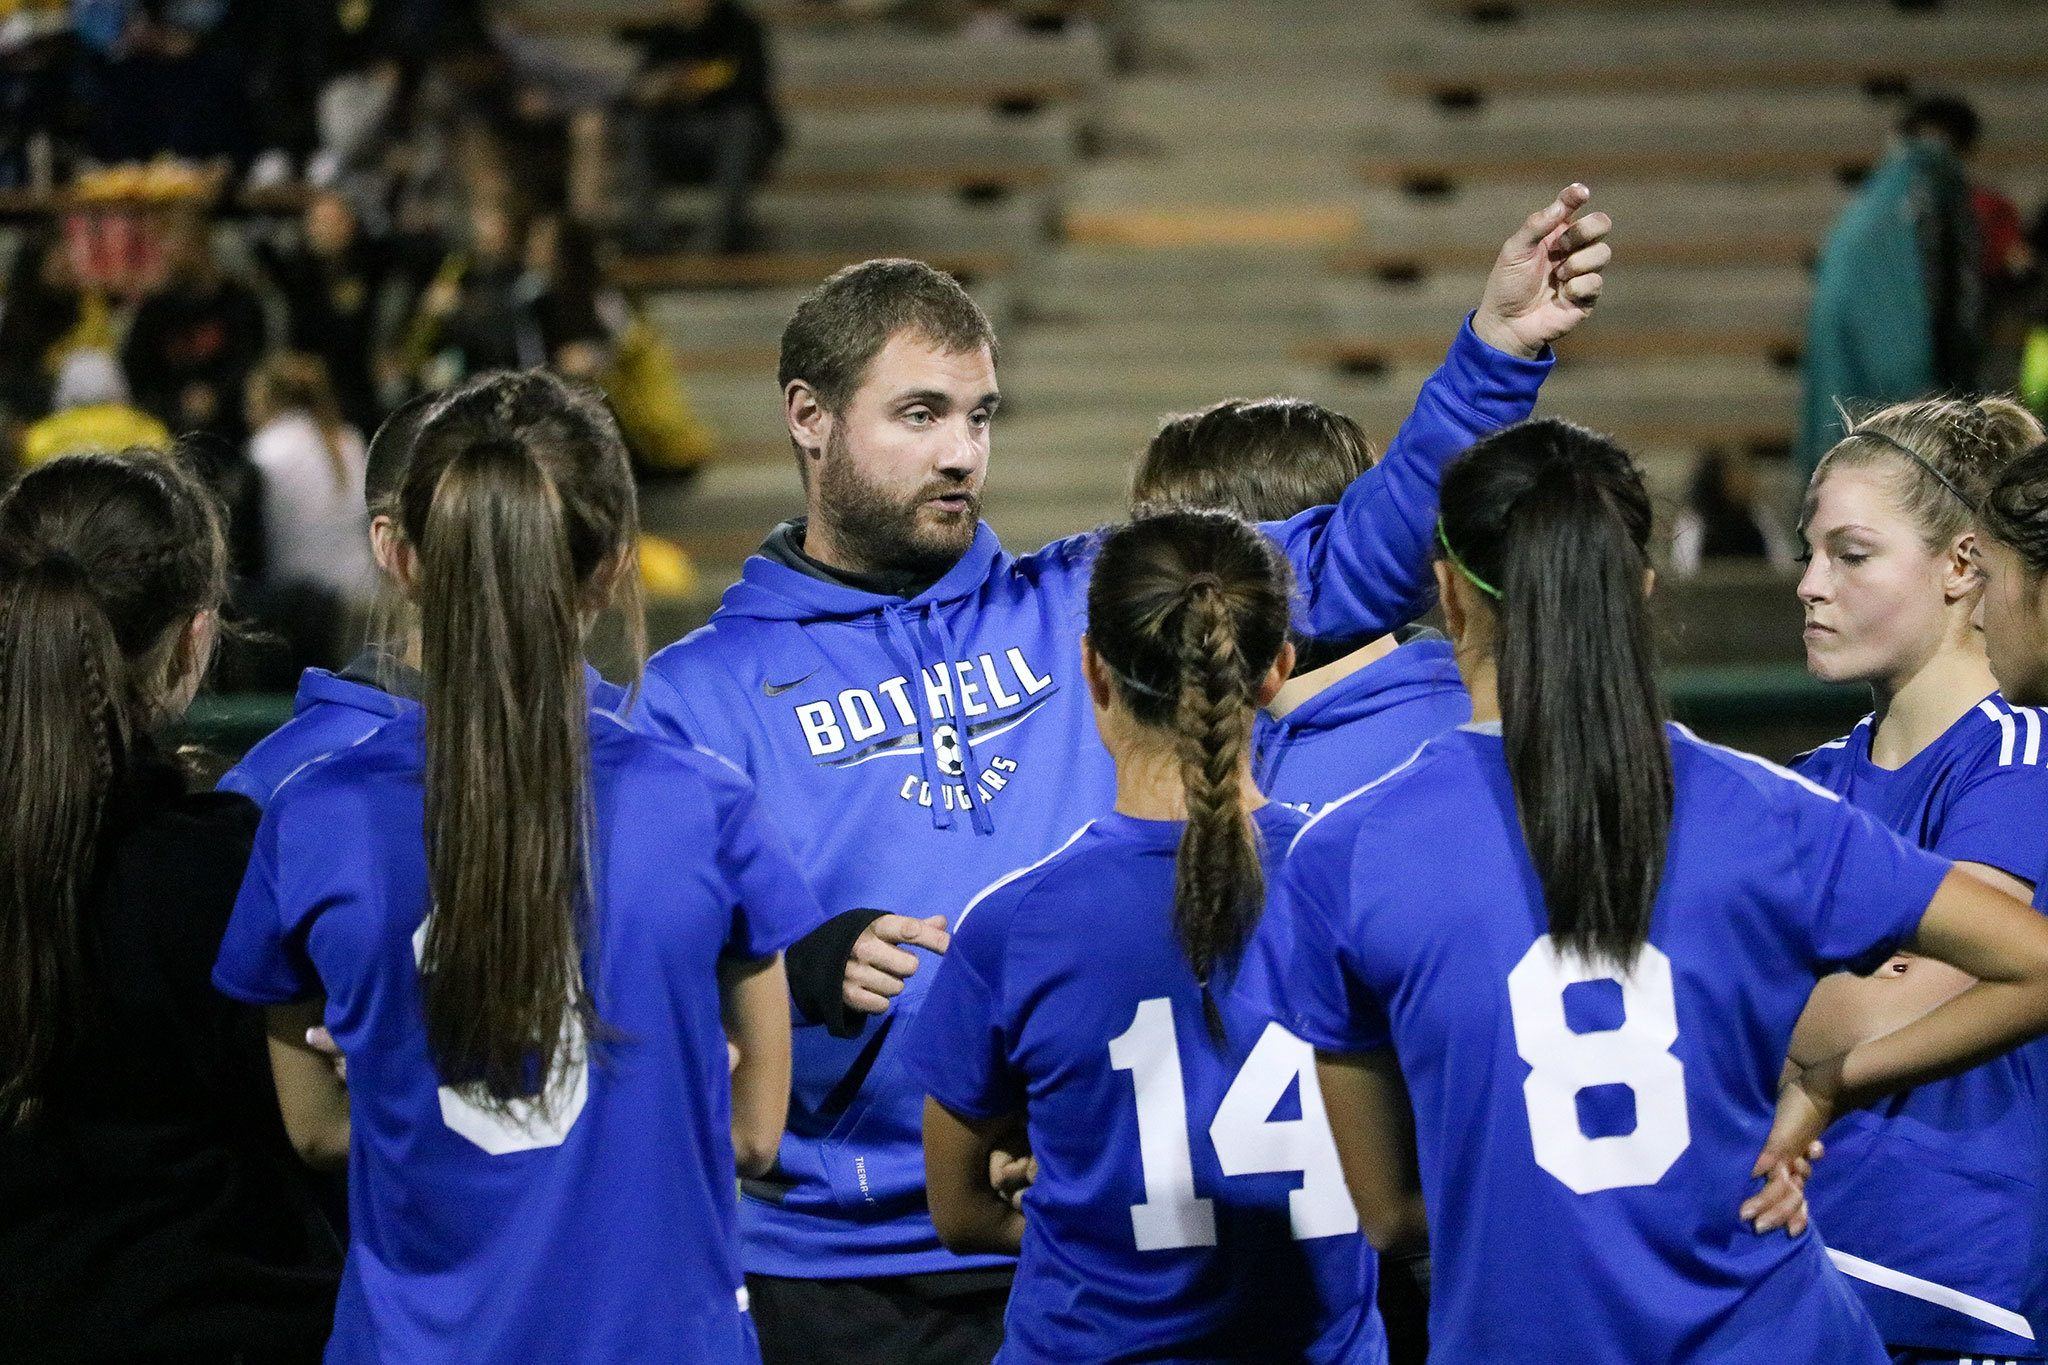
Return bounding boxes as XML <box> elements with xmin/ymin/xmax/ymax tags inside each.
<box><xmin>1237</xmin><ymin>722</ymin><xmax>1954</xmax><ymax>1364</ymax></box>
<box><xmin>213</xmin><ymin>707</ymin><xmax>824</xmax><ymax>1363</ymax></box>
<box><xmin>905</xmin><ymin>804</ymin><xmax>1386</xmax><ymax>1365</ymax></box>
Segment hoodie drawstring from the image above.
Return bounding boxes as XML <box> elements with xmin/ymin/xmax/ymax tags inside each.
<box><xmin>924</xmin><ymin>605</ymin><xmax>994</xmax><ymax>835</ymax></box>
<box><xmin>876</xmin><ymin>605</ymin><xmax>993</xmax><ymax>835</ymax></box>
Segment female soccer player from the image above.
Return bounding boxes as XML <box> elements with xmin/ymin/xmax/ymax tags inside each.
<box><xmin>1239</xmin><ymin>418</ymin><xmax>2048</xmax><ymax>1364</ymax></box>
<box><xmin>1790</xmin><ymin>397</ymin><xmax>2048</xmax><ymax>1365</ymax></box>
<box><xmin>1971</xmin><ymin>440</ymin><xmax>2048</xmax><ymax>1351</ymax></box>
<box><xmin>213</xmin><ymin>371</ymin><xmax>823</xmax><ymax>1362</ymax></box>
<box><xmin>908</xmin><ymin>509</ymin><xmax>1386</xmax><ymax>1363</ymax></box>
<box><xmin>0</xmin><ymin>450</ymin><xmax>340</xmax><ymax>1358</ymax></box>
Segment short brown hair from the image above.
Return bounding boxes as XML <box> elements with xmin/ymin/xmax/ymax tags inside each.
<box><xmin>1130</xmin><ymin>398</ymin><xmax>1376</xmax><ymax>521</ymax></box>
<box><xmin>777</xmin><ymin>259</ymin><xmax>997</xmax><ymax>415</ymax></box>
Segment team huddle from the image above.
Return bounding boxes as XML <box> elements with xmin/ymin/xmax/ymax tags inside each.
<box><xmin>8</xmin><ymin>183</ymin><xmax>2048</xmax><ymax>1365</ymax></box>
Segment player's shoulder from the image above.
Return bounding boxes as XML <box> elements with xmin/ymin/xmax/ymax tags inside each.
<box><xmin>954</xmin><ymin>820</ymin><xmax>1101</xmax><ymax>942</ymax></box>
<box><xmin>1950</xmin><ymin>693</ymin><xmax>2048</xmax><ymax>776</ymax></box>
<box><xmin>1789</xmin><ymin>713</ymin><xmax>1870</xmax><ymax>776</ymax></box>
<box><xmin>1287</xmin><ymin>727</ymin><xmax>1482</xmax><ymax>860</ymax></box>
<box><xmin>1670</xmin><ymin>725</ymin><xmax>1849</xmax><ymax>831</ymax></box>
<box><xmin>265</xmin><ymin>711</ymin><xmax>421</xmax><ymax>829</ymax></box>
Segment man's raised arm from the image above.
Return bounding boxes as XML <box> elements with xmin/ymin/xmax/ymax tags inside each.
<box><xmin>1270</xmin><ymin>183</ymin><xmax>1613</xmax><ymax>637</ymax></box>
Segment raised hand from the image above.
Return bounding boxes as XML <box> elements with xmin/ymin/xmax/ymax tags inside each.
<box><xmin>844</xmin><ymin>913</ymin><xmax>952</xmax><ymax>1016</ymax></box>
<box><xmin>1472</xmin><ymin>183</ymin><xmax>1612</xmax><ymax>360</ymax></box>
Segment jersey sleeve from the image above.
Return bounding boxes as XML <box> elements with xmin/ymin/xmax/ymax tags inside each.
<box><xmin>902</xmin><ymin>900</ymin><xmax>1025</xmax><ymax>1120</ymax></box>
<box><xmin>715</xmin><ymin>771</ymin><xmax>828</xmax><ymax>960</ymax></box>
<box><xmin>1790</xmin><ymin>782</ymin><xmax>1955</xmax><ymax>975</ymax></box>
<box><xmin>628</xmin><ymin>659</ymin><xmax>710</xmax><ymax>748</ymax></box>
<box><xmin>211</xmin><ymin>799</ymin><xmax>323</xmax><ymax>1004</ymax></box>
<box><xmin>1930</xmin><ymin>745</ymin><xmax>2048</xmax><ymax>888</ymax></box>
<box><xmin>1261</xmin><ymin>318</ymin><xmax>1552</xmax><ymax>640</ymax></box>
<box><xmin>1237</xmin><ymin>824</ymin><xmax>1393</xmax><ymax>1054</ymax></box>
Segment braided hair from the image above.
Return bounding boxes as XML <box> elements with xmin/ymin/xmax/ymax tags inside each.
<box><xmin>1087</xmin><ymin>510</ymin><xmax>1292</xmax><ymax>1036</ymax></box>
<box><xmin>0</xmin><ymin>449</ymin><xmax>227</xmax><ymax>1126</ymax></box>
<box><xmin>1980</xmin><ymin>440</ymin><xmax>2048</xmax><ymax>578</ymax></box>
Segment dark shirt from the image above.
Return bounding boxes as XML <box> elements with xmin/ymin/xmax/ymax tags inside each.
<box><xmin>0</xmin><ymin>751</ymin><xmax>342</xmax><ymax>1363</ymax></box>
<box><xmin>623</xmin><ymin>1</ymin><xmax>777</xmax><ymax>114</ymax></box>
<box><xmin>255</xmin><ymin>237</ymin><xmax>393</xmax><ymax>432</ymax></box>
<box><xmin>120</xmin><ymin>275</ymin><xmax>270</xmax><ymax>444</ymax></box>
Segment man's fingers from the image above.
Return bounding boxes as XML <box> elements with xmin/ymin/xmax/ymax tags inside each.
<box><xmin>856</xmin><ymin>938</ymin><xmax>922</xmax><ymax>979</ymax></box>
<box><xmin>1562</xmin><ymin>272</ymin><xmax>1603</xmax><ymax>305</ymax></box>
<box><xmin>1555</xmin><ymin>241</ymin><xmax>1612</xmax><ymax>281</ymax></box>
<box><xmin>1557</xmin><ymin>210</ymin><xmax>1613</xmax><ymax>254</ymax></box>
<box><xmin>846</xmin><ymin>963</ymin><xmax>906</xmax><ymax>1001</ymax></box>
<box><xmin>873</xmin><ymin>913</ymin><xmax>952</xmax><ymax>955</ymax></box>
<box><xmin>1512</xmin><ymin>182</ymin><xmax>1592</xmax><ymax>250</ymax></box>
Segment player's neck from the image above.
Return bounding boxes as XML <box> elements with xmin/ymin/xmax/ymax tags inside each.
<box><xmin>1111</xmin><ymin>742</ymin><xmax>1266</xmax><ymax>822</ymax></box>
<box><xmin>1267</xmin><ymin>634</ymin><xmax>1396</xmax><ymax>718</ymax></box>
<box><xmin>1869</xmin><ymin>642</ymin><xmax>2000</xmax><ymax>769</ymax></box>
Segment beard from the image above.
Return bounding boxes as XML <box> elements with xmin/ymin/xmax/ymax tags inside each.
<box><xmin>814</xmin><ymin>426</ymin><xmax>982</xmax><ymax>579</ymax></box>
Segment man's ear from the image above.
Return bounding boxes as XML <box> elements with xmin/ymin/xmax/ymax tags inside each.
<box><xmin>786</xmin><ymin>380</ymin><xmax>830</xmax><ymax>465</ymax></box>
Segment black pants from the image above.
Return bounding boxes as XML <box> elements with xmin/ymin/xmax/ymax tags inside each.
<box><xmin>747</xmin><ymin>1269</ymin><xmax>1011</xmax><ymax>1365</ymax></box>
<box><xmin>1379</xmin><ymin>1250</ymin><xmax>1432</xmax><ymax>1364</ymax></box>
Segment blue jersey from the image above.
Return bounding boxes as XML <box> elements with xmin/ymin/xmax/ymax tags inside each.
<box><xmin>213</xmin><ymin>708</ymin><xmax>823</xmax><ymax>1363</ymax></box>
<box><xmin>1239</xmin><ymin>723</ymin><xmax>1953</xmax><ymax>1364</ymax></box>
<box><xmin>905</xmin><ymin>805</ymin><xmax>1386</xmax><ymax>1365</ymax></box>
<box><xmin>2033</xmin><ymin>871</ymin><xmax>2048</xmax><ymax>1352</ymax></box>
<box><xmin>631</xmin><ymin>320</ymin><xmax>1553</xmax><ymax>1277</ymax></box>
<box><xmin>1796</xmin><ymin>695</ymin><xmax>2048</xmax><ymax>1358</ymax></box>
<box><xmin>219</xmin><ymin>660</ymin><xmax>631</xmax><ymax>808</ymax></box>
<box><xmin>1255</xmin><ymin>635</ymin><xmax>1470</xmax><ymax>816</ymax></box>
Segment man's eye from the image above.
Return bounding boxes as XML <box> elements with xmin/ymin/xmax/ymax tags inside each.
<box><xmin>903</xmin><ymin>409</ymin><xmax>933</xmax><ymax>427</ymax></box>
<box><xmin>969</xmin><ymin>410</ymin><xmax>992</xmax><ymax>429</ymax></box>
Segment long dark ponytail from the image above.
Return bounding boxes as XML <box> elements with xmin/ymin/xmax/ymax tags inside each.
<box><xmin>0</xmin><ymin>450</ymin><xmax>227</xmax><ymax>1126</ymax></box>
<box><xmin>1439</xmin><ymin>419</ymin><xmax>1670</xmax><ymax>969</ymax></box>
<box><xmin>399</xmin><ymin>370</ymin><xmax>643</xmax><ymax>1114</ymax></box>
<box><xmin>1087</xmin><ymin>510</ymin><xmax>1292</xmax><ymax>1030</ymax></box>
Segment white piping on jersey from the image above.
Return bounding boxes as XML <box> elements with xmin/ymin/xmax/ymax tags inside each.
<box><xmin>1286</xmin><ymin>738</ymin><xmax>1436</xmax><ymax>858</ymax></box>
<box><xmin>1826</xmin><ymin>1249</ymin><xmax>2037</xmax><ymax>1342</ymax></box>
<box><xmin>954</xmin><ymin>820</ymin><xmax>1096</xmax><ymax>932</ymax></box>
<box><xmin>1670</xmin><ymin>723</ymin><xmax>1843</xmax><ymax>804</ymax></box>
<box><xmin>1974</xmin><ymin>696</ymin><xmax>2048</xmax><ymax>767</ymax></box>
<box><xmin>1980</xmin><ymin>699</ymin><xmax>2019</xmax><ymax>767</ymax></box>
<box><xmin>268</xmin><ymin>718</ymin><xmax>391</xmax><ymax>804</ymax></box>
<box><xmin>2024</xmin><ymin>705</ymin><xmax>2042</xmax><ymax>766</ymax></box>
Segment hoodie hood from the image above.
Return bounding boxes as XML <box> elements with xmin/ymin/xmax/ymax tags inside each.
<box><xmin>1254</xmin><ymin>635</ymin><xmax>1470</xmax><ymax>811</ymax></box>
<box><xmin>293</xmin><ymin>664</ymin><xmax>411</xmax><ymax>719</ymax></box>
<box><xmin>717</xmin><ymin>521</ymin><xmax>1009</xmax><ymax>623</ymax></box>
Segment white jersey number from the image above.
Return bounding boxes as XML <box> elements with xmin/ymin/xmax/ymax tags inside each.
<box><xmin>1506</xmin><ymin>937</ymin><xmax>1691</xmax><ymax>1194</ymax></box>
<box><xmin>1108</xmin><ymin>997</ymin><xmax>1359</xmax><ymax>1251</ymax></box>
<box><xmin>413</xmin><ymin>917</ymin><xmax>589</xmax><ymax>1155</ymax></box>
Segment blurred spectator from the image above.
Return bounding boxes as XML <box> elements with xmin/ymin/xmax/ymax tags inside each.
<box><xmin>396</xmin><ymin>196</ymin><xmax>524</xmax><ymax>389</ymax></box>
<box><xmin>516</xmin><ymin>215</ymin><xmax>715</xmax><ymax>479</ymax></box>
<box><xmin>73</xmin><ymin>0</ymin><xmax>252</xmax><ymax>166</ymax></box>
<box><xmin>619</xmin><ymin>0</ymin><xmax>784</xmax><ymax>254</ymax></box>
<box><xmin>0</xmin><ymin>226</ymin><xmax>114</xmax><ymax>422</ymax></box>
<box><xmin>121</xmin><ymin>210</ymin><xmax>268</xmax><ymax>446</ymax></box>
<box><xmin>245</xmin><ymin>351</ymin><xmax>376</xmax><ymax>605</ymax></box>
<box><xmin>1668</xmin><ymin>448</ymin><xmax>1797</xmax><ymax>578</ymax></box>
<box><xmin>20</xmin><ymin>347</ymin><xmax>169</xmax><ymax>465</ymax></box>
<box><xmin>1798</xmin><ymin>96</ymin><xmax>1981</xmax><ymax>476</ymax></box>
<box><xmin>0</xmin><ymin>1</ymin><xmax>71</xmax><ymax>188</ymax></box>
<box><xmin>253</xmin><ymin>188</ymin><xmax>400</xmax><ymax>433</ymax></box>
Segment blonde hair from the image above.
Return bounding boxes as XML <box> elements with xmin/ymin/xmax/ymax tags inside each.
<box><xmin>1804</xmin><ymin>396</ymin><xmax>2046</xmax><ymax>549</ymax></box>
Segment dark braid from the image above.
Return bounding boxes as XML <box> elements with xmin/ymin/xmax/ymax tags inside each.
<box><xmin>1981</xmin><ymin>440</ymin><xmax>2048</xmax><ymax>578</ymax></box>
<box><xmin>1088</xmin><ymin>511</ymin><xmax>1291</xmax><ymax>1040</ymax></box>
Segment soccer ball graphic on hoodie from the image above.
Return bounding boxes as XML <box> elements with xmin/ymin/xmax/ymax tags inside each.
<box><xmin>933</xmin><ymin>724</ymin><xmax>965</xmax><ymax>778</ymax></box>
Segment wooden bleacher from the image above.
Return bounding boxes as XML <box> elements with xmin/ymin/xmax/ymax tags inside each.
<box><xmin>1384</xmin><ymin>6</ymin><xmax>2048</xmax><ymax>99</ymax></box>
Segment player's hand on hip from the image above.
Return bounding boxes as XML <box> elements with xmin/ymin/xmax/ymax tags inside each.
<box><xmin>304</xmin><ymin>1025</ymin><xmax>347</xmax><ymax>1086</ymax></box>
<box><xmin>1472</xmin><ymin>183</ymin><xmax>1611</xmax><ymax>359</ymax></box>
<box><xmin>844</xmin><ymin>913</ymin><xmax>952</xmax><ymax>1016</ymax></box>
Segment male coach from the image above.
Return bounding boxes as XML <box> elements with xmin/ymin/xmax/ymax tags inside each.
<box><xmin>632</xmin><ymin>184</ymin><xmax>1613</xmax><ymax>1363</ymax></box>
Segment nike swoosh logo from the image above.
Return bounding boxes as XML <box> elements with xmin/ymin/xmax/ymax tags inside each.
<box><xmin>762</xmin><ymin>670</ymin><xmax>819</xmax><ymax>697</ymax></box>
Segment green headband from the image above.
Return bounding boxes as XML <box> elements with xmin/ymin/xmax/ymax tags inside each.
<box><xmin>1437</xmin><ymin>520</ymin><xmax>1502</xmax><ymax>601</ymax></box>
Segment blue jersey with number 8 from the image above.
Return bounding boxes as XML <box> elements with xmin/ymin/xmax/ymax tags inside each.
<box><xmin>1236</xmin><ymin>723</ymin><xmax>1951</xmax><ymax>1364</ymax></box>
<box><xmin>905</xmin><ymin>804</ymin><xmax>1387</xmax><ymax>1365</ymax></box>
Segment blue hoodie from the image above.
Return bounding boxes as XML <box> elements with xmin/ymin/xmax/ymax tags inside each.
<box><xmin>1255</xmin><ymin>636</ymin><xmax>1471</xmax><ymax>817</ymax></box>
<box><xmin>631</xmin><ymin>319</ymin><xmax>1551</xmax><ymax>1279</ymax></box>
<box><xmin>220</xmin><ymin>658</ymin><xmax>631</xmax><ymax>808</ymax></box>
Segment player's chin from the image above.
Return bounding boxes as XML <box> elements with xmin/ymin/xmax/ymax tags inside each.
<box><xmin>1800</xmin><ymin>641</ymin><xmax>1862</xmax><ymax>686</ymax></box>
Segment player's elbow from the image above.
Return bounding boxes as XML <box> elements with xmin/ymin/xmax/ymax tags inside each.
<box><xmin>928</xmin><ymin>1188</ymin><xmax>1006</xmax><ymax>1256</ymax></box>
<box><xmin>287</xmin><ymin>1116</ymin><xmax>351</xmax><ymax>1173</ymax></box>
<box><xmin>1354</xmin><ymin>1188</ymin><xmax>1429</xmax><ymax>1255</ymax></box>
<box><xmin>732</xmin><ymin>1123</ymin><xmax>781</xmax><ymax>1179</ymax></box>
